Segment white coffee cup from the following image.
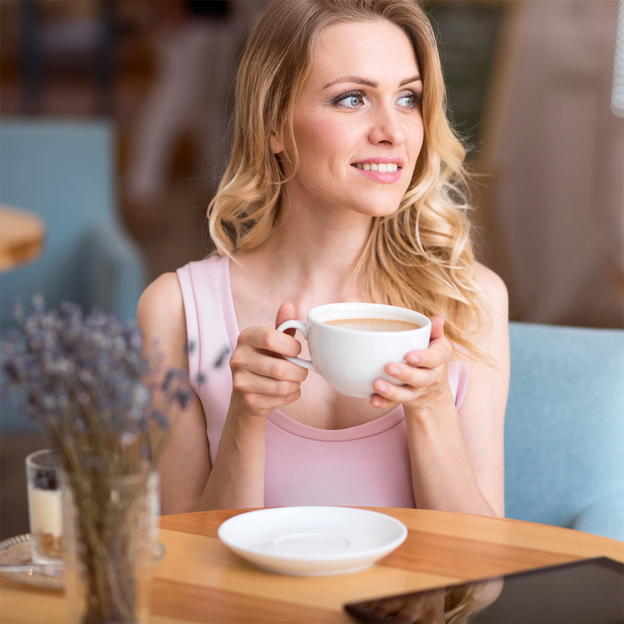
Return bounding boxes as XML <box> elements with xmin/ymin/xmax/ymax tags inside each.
<box><xmin>277</xmin><ymin>302</ymin><xmax>431</xmax><ymax>398</ymax></box>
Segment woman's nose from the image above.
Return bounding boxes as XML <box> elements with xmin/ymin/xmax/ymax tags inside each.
<box><xmin>368</xmin><ymin>105</ymin><xmax>406</xmax><ymax>146</ymax></box>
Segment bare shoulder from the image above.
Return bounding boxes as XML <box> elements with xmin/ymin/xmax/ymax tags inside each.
<box><xmin>137</xmin><ymin>273</ymin><xmax>187</xmax><ymax>361</ymax></box>
<box><xmin>473</xmin><ymin>262</ymin><xmax>508</xmax><ymax>316</ymax></box>
<box><xmin>137</xmin><ymin>272</ymin><xmax>184</xmax><ymax>329</ymax></box>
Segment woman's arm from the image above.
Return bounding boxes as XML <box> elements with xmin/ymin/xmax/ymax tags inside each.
<box><xmin>138</xmin><ymin>278</ymin><xmax>306</xmax><ymax>513</ymax></box>
<box><xmin>451</xmin><ymin>263</ymin><xmax>509</xmax><ymax>517</ymax></box>
<box><xmin>138</xmin><ymin>273</ymin><xmax>212</xmax><ymax>514</ymax></box>
<box><xmin>370</xmin><ymin>263</ymin><xmax>509</xmax><ymax>517</ymax></box>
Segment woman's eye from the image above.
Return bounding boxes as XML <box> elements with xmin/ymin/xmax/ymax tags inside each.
<box><xmin>335</xmin><ymin>92</ymin><xmax>365</xmax><ymax>108</ymax></box>
<box><xmin>397</xmin><ymin>92</ymin><xmax>422</xmax><ymax>109</ymax></box>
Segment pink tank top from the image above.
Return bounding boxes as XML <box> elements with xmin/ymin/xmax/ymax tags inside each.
<box><xmin>177</xmin><ymin>255</ymin><xmax>469</xmax><ymax>508</ymax></box>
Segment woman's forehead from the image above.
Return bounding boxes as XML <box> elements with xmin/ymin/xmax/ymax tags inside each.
<box><xmin>307</xmin><ymin>19</ymin><xmax>420</xmax><ymax>89</ymax></box>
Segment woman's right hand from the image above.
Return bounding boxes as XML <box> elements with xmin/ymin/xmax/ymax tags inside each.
<box><xmin>229</xmin><ymin>302</ymin><xmax>308</xmax><ymax>419</ymax></box>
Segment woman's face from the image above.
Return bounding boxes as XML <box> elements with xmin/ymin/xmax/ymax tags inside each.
<box><xmin>273</xmin><ymin>18</ymin><xmax>424</xmax><ymax>219</ymax></box>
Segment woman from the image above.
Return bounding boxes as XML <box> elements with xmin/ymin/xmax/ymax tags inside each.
<box><xmin>138</xmin><ymin>0</ymin><xmax>509</xmax><ymax>517</ymax></box>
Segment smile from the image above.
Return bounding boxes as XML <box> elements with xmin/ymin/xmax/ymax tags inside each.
<box><xmin>350</xmin><ymin>161</ymin><xmax>403</xmax><ymax>183</ymax></box>
<box><xmin>352</xmin><ymin>163</ymin><xmax>399</xmax><ymax>173</ymax></box>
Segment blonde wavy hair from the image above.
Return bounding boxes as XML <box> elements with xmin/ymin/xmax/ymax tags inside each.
<box><xmin>209</xmin><ymin>0</ymin><xmax>490</xmax><ymax>362</ymax></box>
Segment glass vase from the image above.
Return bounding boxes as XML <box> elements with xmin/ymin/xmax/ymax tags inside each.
<box><xmin>61</xmin><ymin>466</ymin><xmax>159</xmax><ymax>624</ymax></box>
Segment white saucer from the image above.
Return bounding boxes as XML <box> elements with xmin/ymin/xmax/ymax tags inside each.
<box><xmin>217</xmin><ymin>506</ymin><xmax>408</xmax><ymax>576</ymax></box>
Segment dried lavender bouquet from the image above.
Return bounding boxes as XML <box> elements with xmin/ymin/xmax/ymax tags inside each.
<box><xmin>0</xmin><ymin>296</ymin><xmax>199</xmax><ymax>623</ymax></box>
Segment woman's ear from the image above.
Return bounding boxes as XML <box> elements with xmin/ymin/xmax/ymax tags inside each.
<box><xmin>270</xmin><ymin>130</ymin><xmax>284</xmax><ymax>155</ymax></box>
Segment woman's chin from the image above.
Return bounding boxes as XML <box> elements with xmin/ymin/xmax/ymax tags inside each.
<box><xmin>348</xmin><ymin>199</ymin><xmax>403</xmax><ymax>219</ymax></box>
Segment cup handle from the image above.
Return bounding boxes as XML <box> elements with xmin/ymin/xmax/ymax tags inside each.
<box><xmin>276</xmin><ymin>320</ymin><xmax>317</xmax><ymax>373</ymax></box>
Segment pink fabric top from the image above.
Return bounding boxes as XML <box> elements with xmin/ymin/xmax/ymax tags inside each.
<box><xmin>176</xmin><ymin>255</ymin><xmax>469</xmax><ymax>508</ymax></box>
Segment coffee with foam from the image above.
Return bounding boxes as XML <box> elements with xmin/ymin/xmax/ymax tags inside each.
<box><xmin>324</xmin><ymin>318</ymin><xmax>422</xmax><ymax>332</ymax></box>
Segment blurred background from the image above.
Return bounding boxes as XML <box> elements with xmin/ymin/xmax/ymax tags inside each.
<box><xmin>0</xmin><ymin>0</ymin><xmax>622</xmax><ymax>538</ymax></box>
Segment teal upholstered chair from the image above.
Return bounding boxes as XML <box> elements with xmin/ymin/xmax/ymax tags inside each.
<box><xmin>505</xmin><ymin>322</ymin><xmax>624</xmax><ymax>541</ymax></box>
<box><xmin>0</xmin><ymin>120</ymin><xmax>147</xmax><ymax>431</ymax></box>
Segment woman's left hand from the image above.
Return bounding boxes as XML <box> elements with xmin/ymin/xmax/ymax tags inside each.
<box><xmin>370</xmin><ymin>316</ymin><xmax>455</xmax><ymax>416</ymax></box>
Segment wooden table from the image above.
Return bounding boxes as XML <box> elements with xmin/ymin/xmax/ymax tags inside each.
<box><xmin>0</xmin><ymin>205</ymin><xmax>45</xmax><ymax>273</ymax></box>
<box><xmin>1</xmin><ymin>508</ymin><xmax>623</xmax><ymax>623</ymax></box>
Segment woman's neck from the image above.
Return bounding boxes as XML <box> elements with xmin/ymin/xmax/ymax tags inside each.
<box><xmin>235</xmin><ymin>196</ymin><xmax>374</xmax><ymax>307</ymax></box>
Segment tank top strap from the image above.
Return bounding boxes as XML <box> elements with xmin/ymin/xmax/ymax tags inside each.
<box><xmin>176</xmin><ymin>255</ymin><xmax>234</xmax><ymax>394</ymax></box>
<box><xmin>448</xmin><ymin>359</ymin><xmax>469</xmax><ymax>411</ymax></box>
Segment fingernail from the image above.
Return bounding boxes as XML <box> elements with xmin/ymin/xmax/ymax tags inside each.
<box><xmin>371</xmin><ymin>397</ymin><xmax>382</xmax><ymax>407</ymax></box>
<box><xmin>375</xmin><ymin>380</ymin><xmax>387</xmax><ymax>392</ymax></box>
<box><xmin>387</xmin><ymin>365</ymin><xmax>400</xmax><ymax>376</ymax></box>
<box><xmin>407</xmin><ymin>354</ymin><xmax>420</xmax><ymax>365</ymax></box>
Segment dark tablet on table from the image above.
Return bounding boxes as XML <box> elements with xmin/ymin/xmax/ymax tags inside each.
<box><xmin>344</xmin><ymin>557</ymin><xmax>624</xmax><ymax>623</ymax></box>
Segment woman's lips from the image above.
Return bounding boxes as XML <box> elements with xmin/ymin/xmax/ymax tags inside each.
<box><xmin>351</xmin><ymin>163</ymin><xmax>402</xmax><ymax>183</ymax></box>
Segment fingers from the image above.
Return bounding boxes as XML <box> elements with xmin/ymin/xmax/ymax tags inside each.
<box><xmin>231</xmin><ymin>331</ymin><xmax>307</xmax><ymax>387</ymax></box>
<box><xmin>369</xmin><ymin>317</ymin><xmax>452</xmax><ymax>409</ymax></box>
<box><xmin>233</xmin><ymin>387</ymin><xmax>302</xmax><ymax>415</ymax></box>
<box><xmin>275</xmin><ymin>301</ymin><xmax>298</xmax><ymax>337</ymax></box>
<box><xmin>402</xmin><ymin>317</ymin><xmax>452</xmax><ymax>370</ymax></box>
<box><xmin>231</xmin><ymin>351</ymin><xmax>308</xmax><ymax>397</ymax></box>
<box><xmin>233</xmin><ymin>370</ymin><xmax>304</xmax><ymax>401</ymax></box>
<box><xmin>371</xmin><ymin>359</ymin><xmax>450</xmax><ymax>409</ymax></box>
<box><xmin>237</xmin><ymin>347</ymin><xmax>308</xmax><ymax>383</ymax></box>
<box><xmin>230</xmin><ymin>324</ymin><xmax>308</xmax><ymax>415</ymax></box>
<box><xmin>370</xmin><ymin>393</ymin><xmax>397</xmax><ymax>409</ymax></box>
<box><xmin>371</xmin><ymin>376</ymin><xmax>418</xmax><ymax>408</ymax></box>
<box><xmin>370</xmin><ymin>365</ymin><xmax>430</xmax><ymax>408</ymax></box>
<box><xmin>404</xmin><ymin>344</ymin><xmax>448</xmax><ymax>371</ymax></box>
<box><xmin>386</xmin><ymin>361</ymin><xmax>436</xmax><ymax>386</ymax></box>
<box><xmin>429</xmin><ymin>315</ymin><xmax>445</xmax><ymax>341</ymax></box>
<box><xmin>371</xmin><ymin>360</ymin><xmax>441</xmax><ymax>406</ymax></box>
<box><xmin>240</xmin><ymin>325</ymin><xmax>302</xmax><ymax>359</ymax></box>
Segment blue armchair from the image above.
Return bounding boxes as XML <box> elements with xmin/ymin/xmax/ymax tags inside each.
<box><xmin>0</xmin><ymin>120</ymin><xmax>147</xmax><ymax>431</ymax></box>
<box><xmin>505</xmin><ymin>322</ymin><xmax>624</xmax><ymax>541</ymax></box>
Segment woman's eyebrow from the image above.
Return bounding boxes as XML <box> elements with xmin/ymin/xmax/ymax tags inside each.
<box><xmin>399</xmin><ymin>75</ymin><xmax>422</xmax><ymax>87</ymax></box>
<box><xmin>323</xmin><ymin>75</ymin><xmax>422</xmax><ymax>89</ymax></box>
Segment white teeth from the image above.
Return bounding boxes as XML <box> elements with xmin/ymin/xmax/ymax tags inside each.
<box><xmin>354</xmin><ymin>162</ymin><xmax>399</xmax><ymax>172</ymax></box>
